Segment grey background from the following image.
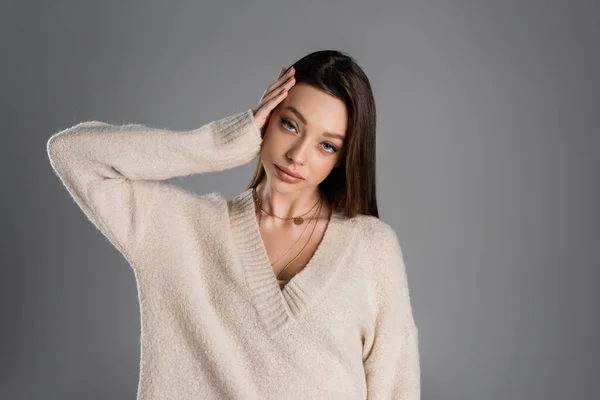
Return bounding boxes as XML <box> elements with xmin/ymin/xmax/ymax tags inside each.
<box><xmin>2</xmin><ymin>0</ymin><xmax>598</xmax><ymax>399</ymax></box>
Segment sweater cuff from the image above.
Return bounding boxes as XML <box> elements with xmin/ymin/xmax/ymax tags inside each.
<box><xmin>210</xmin><ymin>109</ymin><xmax>262</xmax><ymax>150</ymax></box>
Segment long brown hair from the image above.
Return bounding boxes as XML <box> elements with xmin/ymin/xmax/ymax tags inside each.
<box><xmin>246</xmin><ymin>50</ymin><xmax>379</xmax><ymax>219</ymax></box>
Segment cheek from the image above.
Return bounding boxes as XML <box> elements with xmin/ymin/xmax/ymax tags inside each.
<box><xmin>260</xmin><ymin>126</ymin><xmax>276</xmax><ymax>149</ymax></box>
<box><xmin>259</xmin><ymin>133</ymin><xmax>287</xmax><ymax>165</ymax></box>
<box><xmin>262</xmin><ymin>127</ymin><xmax>292</xmax><ymax>153</ymax></box>
<box><xmin>261</xmin><ymin>117</ymin><xmax>277</xmax><ymax>141</ymax></box>
<box><xmin>310</xmin><ymin>159</ymin><xmax>337</xmax><ymax>180</ymax></box>
<box><xmin>260</xmin><ymin>134</ymin><xmax>277</xmax><ymax>156</ymax></box>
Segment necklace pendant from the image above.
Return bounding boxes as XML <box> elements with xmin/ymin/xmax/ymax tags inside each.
<box><xmin>293</xmin><ymin>217</ymin><xmax>304</xmax><ymax>225</ymax></box>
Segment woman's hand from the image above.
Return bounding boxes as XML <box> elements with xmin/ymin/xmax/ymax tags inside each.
<box><xmin>252</xmin><ymin>66</ymin><xmax>296</xmax><ymax>136</ymax></box>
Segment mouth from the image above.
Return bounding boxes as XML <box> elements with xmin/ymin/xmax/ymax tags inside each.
<box><xmin>275</xmin><ymin>164</ymin><xmax>305</xmax><ymax>180</ymax></box>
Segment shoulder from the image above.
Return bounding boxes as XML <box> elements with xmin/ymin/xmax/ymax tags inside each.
<box><xmin>195</xmin><ymin>191</ymin><xmax>230</xmax><ymax>219</ymax></box>
<box><xmin>353</xmin><ymin>214</ymin><xmax>401</xmax><ymax>253</ymax></box>
<box><xmin>198</xmin><ymin>190</ymin><xmax>228</xmax><ymax>207</ymax></box>
<box><xmin>352</xmin><ymin>214</ymin><xmax>407</xmax><ymax>285</ymax></box>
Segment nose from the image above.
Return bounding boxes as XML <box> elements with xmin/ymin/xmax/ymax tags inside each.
<box><xmin>286</xmin><ymin>137</ymin><xmax>310</xmax><ymax>165</ymax></box>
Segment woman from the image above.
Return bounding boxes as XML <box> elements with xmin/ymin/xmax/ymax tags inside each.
<box><xmin>47</xmin><ymin>50</ymin><xmax>420</xmax><ymax>399</ymax></box>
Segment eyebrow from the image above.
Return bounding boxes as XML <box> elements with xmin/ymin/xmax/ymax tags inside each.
<box><xmin>283</xmin><ymin>106</ymin><xmax>345</xmax><ymax>141</ymax></box>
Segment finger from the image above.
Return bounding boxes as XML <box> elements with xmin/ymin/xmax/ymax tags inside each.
<box><xmin>258</xmin><ymin>77</ymin><xmax>294</xmax><ymax>110</ymax></box>
<box><xmin>263</xmin><ymin>73</ymin><xmax>295</xmax><ymax>102</ymax></box>
<box><xmin>255</xmin><ymin>88</ymin><xmax>288</xmax><ymax>120</ymax></box>
<box><xmin>264</xmin><ymin>87</ymin><xmax>289</xmax><ymax>113</ymax></box>
<box><xmin>264</xmin><ymin>67</ymin><xmax>295</xmax><ymax>98</ymax></box>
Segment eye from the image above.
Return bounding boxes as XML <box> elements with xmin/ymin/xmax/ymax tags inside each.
<box><xmin>280</xmin><ymin>118</ymin><xmax>297</xmax><ymax>133</ymax></box>
<box><xmin>321</xmin><ymin>142</ymin><xmax>338</xmax><ymax>153</ymax></box>
<box><xmin>281</xmin><ymin>117</ymin><xmax>338</xmax><ymax>154</ymax></box>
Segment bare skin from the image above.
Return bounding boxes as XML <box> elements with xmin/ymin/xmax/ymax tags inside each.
<box><xmin>252</xmin><ymin>66</ymin><xmax>348</xmax><ymax>281</ymax></box>
<box><xmin>255</xmin><ymin>180</ymin><xmax>332</xmax><ymax>281</ymax></box>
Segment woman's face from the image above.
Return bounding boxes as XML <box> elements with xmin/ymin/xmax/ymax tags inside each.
<box><xmin>260</xmin><ymin>82</ymin><xmax>348</xmax><ymax>194</ymax></box>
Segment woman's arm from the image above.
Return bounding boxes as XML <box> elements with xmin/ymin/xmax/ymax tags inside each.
<box><xmin>362</xmin><ymin>221</ymin><xmax>421</xmax><ymax>399</ymax></box>
<box><xmin>46</xmin><ymin>109</ymin><xmax>262</xmax><ymax>261</ymax></box>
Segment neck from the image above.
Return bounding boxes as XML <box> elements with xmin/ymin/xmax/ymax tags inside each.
<box><xmin>255</xmin><ymin>180</ymin><xmax>326</xmax><ymax>226</ymax></box>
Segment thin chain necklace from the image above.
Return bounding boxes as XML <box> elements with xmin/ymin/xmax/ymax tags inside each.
<box><xmin>252</xmin><ymin>187</ymin><xmax>321</xmax><ymax>225</ymax></box>
<box><xmin>251</xmin><ymin>187</ymin><xmax>327</xmax><ymax>281</ymax></box>
<box><xmin>275</xmin><ymin>198</ymin><xmax>324</xmax><ymax>280</ymax></box>
<box><xmin>270</xmin><ymin>196</ymin><xmax>323</xmax><ymax>267</ymax></box>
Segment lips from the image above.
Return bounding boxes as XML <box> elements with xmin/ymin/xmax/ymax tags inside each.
<box><xmin>276</xmin><ymin>165</ymin><xmax>304</xmax><ymax>180</ymax></box>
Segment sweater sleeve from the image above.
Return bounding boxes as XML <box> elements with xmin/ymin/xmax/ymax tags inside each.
<box><xmin>46</xmin><ymin>109</ymin><xmax>262</xmax><ymax>262</ymax></box>
<box><xmin>363</xmin><ymin>222</ymin><xmax>421</xmax><ymax>399</ymax></box>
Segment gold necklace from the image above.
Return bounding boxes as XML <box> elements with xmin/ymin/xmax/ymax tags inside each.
<box><xmin>252</xmin><ymin>187</ymin><xmax>321</xmax><ymax>225</ymax></box>
<box><xmin>275</xmin><ymin>198</ymin><xmax>324</xmax><ymax>280</ymax></box>
<box><xmin>270</xmin><ymin>197</ymin><xmax>322</xmax><ymax>267</ymax></box>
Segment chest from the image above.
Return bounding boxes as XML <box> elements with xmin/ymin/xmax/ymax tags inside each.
<box><xmin>259</xmin><ymin>217</ymin><xmax>329</xmax><ymax>281</ymax></box>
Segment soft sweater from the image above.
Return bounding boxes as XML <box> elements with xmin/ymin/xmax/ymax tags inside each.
<box><xmin>46</xmin><ymin>109</ymin><xmax>420</xmax><ymax>399</ymax></box>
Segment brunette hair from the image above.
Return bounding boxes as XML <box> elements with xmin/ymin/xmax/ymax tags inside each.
<box><xmin>246</xmin><ymin>50</ymin><xmax>379</xmax><ymax>219</ymax></box>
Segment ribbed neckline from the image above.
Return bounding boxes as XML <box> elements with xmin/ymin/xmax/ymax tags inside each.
<box><xmin>228</xmin><ymin>188</ymin><xmax>356</xmax><ymax>337</ymax></box>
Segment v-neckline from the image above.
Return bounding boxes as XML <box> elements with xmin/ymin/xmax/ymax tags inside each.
<box><xmin>228</xmin><ymin>188</ymin><xmax>357</xmax><ymax>337</ymax></box>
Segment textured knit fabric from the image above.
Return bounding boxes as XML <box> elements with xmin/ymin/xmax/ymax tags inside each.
<box><xmin>278</xmin><ymin>279</ymin><xmax>289</xmax><ymax>289</ymax></box>
<box><xmin>46</xmin><ymin>109</ymin><xmax>420</xmax><ymax>399</ymax></box>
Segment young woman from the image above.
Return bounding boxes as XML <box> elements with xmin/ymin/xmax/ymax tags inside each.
<box><xmin>47</xmin><ymin>50</ymin><xmax>420</xmax><ymax>399</ymax></box>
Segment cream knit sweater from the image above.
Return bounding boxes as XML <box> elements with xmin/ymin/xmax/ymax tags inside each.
<box><xmin>46</xmin><ymin>109</ymin><xmax>420</xmax><ymax>399</ymax></box>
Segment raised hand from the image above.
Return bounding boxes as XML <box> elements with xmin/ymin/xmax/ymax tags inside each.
<box><xmin>252</xmin><ymin>66</ymin><xmax>296</xmax><ymax>136</ymax></box>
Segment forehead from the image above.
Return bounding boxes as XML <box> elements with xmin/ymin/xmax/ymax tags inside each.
<box><xmin>279</xmin><ymin>83</ymin><xmax>348</xmax><ymax>137</ymax></box>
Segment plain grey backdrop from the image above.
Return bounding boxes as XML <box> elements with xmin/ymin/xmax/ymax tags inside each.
<box><xmin>2</xmin><ymin>0</ymin><xmax>598</xmax><ymax>399</ymax></box>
